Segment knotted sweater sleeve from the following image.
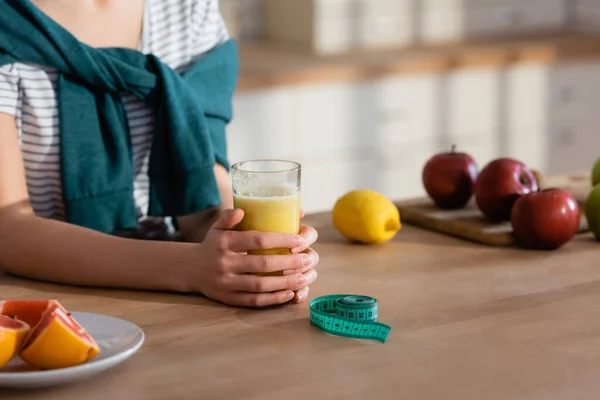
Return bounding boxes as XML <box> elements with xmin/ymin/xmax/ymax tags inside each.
<box><xmin>0</xmin><ymin>64</ymin><xmax>19</xmax><ymax>117</ymax></box>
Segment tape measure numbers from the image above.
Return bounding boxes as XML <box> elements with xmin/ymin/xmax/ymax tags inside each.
<box><xmin>309</xmin><ymin>294</ymin><xmax>391</xmax><ymax>343</ymax></box>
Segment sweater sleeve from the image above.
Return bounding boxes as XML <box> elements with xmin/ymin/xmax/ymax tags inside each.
<box><xmin>0</xmin><ymin>64</ymin><xmax>19</xmax><ymax>117</ymax></box>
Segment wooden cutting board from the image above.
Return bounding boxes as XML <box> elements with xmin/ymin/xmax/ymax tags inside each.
<box><xmin>396</xmin><ymin>171</ymin><xmax>592</xmax><ymax>247</ymax></box>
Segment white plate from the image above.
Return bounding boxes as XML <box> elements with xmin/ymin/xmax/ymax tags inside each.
<box><xmin>0</xmin><ymin>312</ymin><xmax>145</xmax><ymax>389</ymax></box>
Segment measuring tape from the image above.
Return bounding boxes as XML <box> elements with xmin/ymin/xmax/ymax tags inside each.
<box><xmin>309</xmin><ymin>294</ymin><xmax>391</xmax><ymax>343</ymax></box>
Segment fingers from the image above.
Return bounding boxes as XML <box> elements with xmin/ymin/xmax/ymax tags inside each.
<box><xmin>227</xmin><ymin>247</ymin><xmax>319</xmax><ymax>276</ymax></box>
<box><xmin>225</xmin><ymin>290</ymin><xmax>295</xmax><ymax>308</ymax></box>
<box><xmin>293</xmin><ymin>286</ymin><xmax>310</xmax><ymax>303</ymax></box>
<box><xmin>230</xmin><ymin>271</ymin><xmax>310</xmax><ymax>293</ymax></box>
<box><xmin>283</xmin><ymin>248</ymin><xmax>319</xmax><ymax>274</ymax></box>
<box><xmin>228</xmin><ymin>266</ymin><xmax>317</xmax><ymax>299</ymax></box>
<box><xmin>231</xmin><ymin>251</ymin><xmax>309</xmax><ymax>274</ymax></box>
<box><xmin>223</xmin><ymin>267</ymin><xmax>318</xmax><ymax>307</ymax></box>
<box><xmin>293</xmin><ymin>224</ymin><xmax>318</xmax><ymax>253</ymax></box>
<box><xmin>227</xmin><ymin>230</ymin><xmax>306</xmax><ymax>253</ymax></box>
<box><xmin>300</xmin><ymin>211</ymin><xmax>305</xmax><ymax>219</ymax></box>
<box><xmin>299</xmin><ymin>268</ymin><xmax>318</xmax><ymax>288</ymax></box>
<box><xmin>217</xmin><ymin>254</ymin><xmax>318</xmax><ymax>308</ymax></box>
<box><xmin>219</xmin><ymin>267</ymin><xmax>318</xmax><ymax>307</ymax></box>
<box><xmin>211</xmin><ymin>209</ymin><xmax>244</xmax><ymax>230</ymax></box>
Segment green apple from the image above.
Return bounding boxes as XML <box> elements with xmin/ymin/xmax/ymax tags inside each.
<box><xmin>593</xmin><ymin>158</ymin><xmax>600</xmax><ymax>186</ymax></box>
<box><xmin>585</xmin><ymin>184</ymin><xmax>600</xmax><ymax>241</ymax></box>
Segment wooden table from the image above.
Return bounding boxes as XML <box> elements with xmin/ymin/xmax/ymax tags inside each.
<box><xmin>1</xmin><ymin>188</ymin><xmax>600</xmax><ymax>399</ymax></box>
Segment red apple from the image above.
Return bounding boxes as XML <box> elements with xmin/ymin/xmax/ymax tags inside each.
<box><xmin>510</xmin><ymin>188</ymin><xmax>580</xmax><ymax>250</ymax></box>
<box><xmin>422</xmin><ymin>145</ymin><xmax>478</xmax><ymax>209</ymax></box>
<box><xmin>474</xmin><ymin>158</ymin><xmax>538</xmax><ymax>221</ymax></box>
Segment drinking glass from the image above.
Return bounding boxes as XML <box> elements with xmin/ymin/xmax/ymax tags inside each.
<box><xmin>231</xmin><ymin>160</ymin><xmax>302</xmax><ymax>275</ymax></box>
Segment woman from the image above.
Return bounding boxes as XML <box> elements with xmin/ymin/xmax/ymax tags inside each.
<box><xmin>0</xmin><ymin>0</ymin><xmax>319</xmax><ymax>307</ymax></box>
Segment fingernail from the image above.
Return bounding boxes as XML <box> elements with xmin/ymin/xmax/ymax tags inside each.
<box><xmin>282</xmin><ymin>269</ymin><xmax>296</xmax><ymax>275</ymax></box>
<box><xmin>303</xmin><ymin>254</ymin><xmax>312</xmax><ymax>266</ymax></box>
<box><xmin>297</xmin><ymin>290</ymin><xmax>308</xmax><ymax>302</ymax></box>
<box><xmin>295</xmin><ymin>235</ymin><xmax>306</xmax><ymax>247</ymax></box>
<box><xmin>286</xmin><ymin>290</ymin><xmax>294</xmax><ymax>299</ymax></box>
<box><xmin>296</xmin><ymin>274</ymin><xmax>306</xmax><ymax>284</ymax></box>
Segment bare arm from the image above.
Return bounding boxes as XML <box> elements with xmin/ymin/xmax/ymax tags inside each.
<box><xmin>0</xmin><ymin>113</ymin><xmax>198</xmax><ymax>292</ymax></box>
<box><xmin>176</xmin><ymin>163</ymin><xmax>233</xmax><ymax>243</ymax></box>
<box><xmin>0</xmin><ymin>114</ymin><xmax>317</xmax><ymax>305</ymax></box>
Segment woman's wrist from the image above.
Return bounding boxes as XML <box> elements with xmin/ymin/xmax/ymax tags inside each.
<box><xmin>152</xmin><ymin>241</ymin><xmax>204</xmax><ymax>294</ymax></box>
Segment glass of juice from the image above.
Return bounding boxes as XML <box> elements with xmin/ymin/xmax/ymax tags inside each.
<box><xmin>231</xmin><ymin>159</ymin><xmax>302</xmax><ymax>276</ymax></box>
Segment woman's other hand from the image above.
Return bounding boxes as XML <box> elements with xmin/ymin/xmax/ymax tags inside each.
<box><xmin>192</xmin><ymin>209</ymin><xmax>319</xmax><ymax>307</ymax></box>
<box><xmin>292</xmin><ymin>210</ymin><xmax>319</xmax><ymax>303</ymax></box>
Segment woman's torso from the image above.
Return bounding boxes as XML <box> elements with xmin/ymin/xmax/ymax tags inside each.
<box><xmin>0</xmin><ymin>0</ymin><xmax>229</xmax><ymax>221</ymax></box>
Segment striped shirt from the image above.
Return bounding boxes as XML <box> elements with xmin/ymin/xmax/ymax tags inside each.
<box><xmin>0</xmin><ymin>0</ymin><xmax>229</xmax><ymax>222</ymax></box>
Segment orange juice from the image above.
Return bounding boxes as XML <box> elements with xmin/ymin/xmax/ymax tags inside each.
<box><xmin>234</xmin><ymin>186</ymin><xmax>301</xmax><ymax>275</ymax></box>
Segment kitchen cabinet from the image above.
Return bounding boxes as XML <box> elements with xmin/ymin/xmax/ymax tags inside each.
<box><xmin>422</xmin><ymin>0</ymin><xmax>567</xmax><ymax>44</ymax></box>
<box><xmin>445</xmin><ymin>67</ymin><xmax>503</xmax><ymax>167</ymax></box>
<box><xmin>293</xmin><ymin>74</ymin><xmax>444</xmax><ymax>207</ymax></box>
<box><xmin>546</xmin><ymin>61</ymin><xmax>600</xmax><ymax>174</ymax></box>
<box><xmin>369</xmin><ymin>74</ymin><xmax>442</xmax><ymax>149</ymax></box>
<box><xmin>228</xmin><ymin>75</ymin><xmax>442</xmax><ymax>211</ymax></box>
<box><xmin>222</xmin><ymin>0</ymin><xmax>263</xmax><ymax>41</ymax></box>
<box><xmin>505</xmin><ymin>59</ymin><xmax>600</xmax><ymax>174</ymax></box>
<box><xmin>372</xmin><ymin>143</ymin><xmax>434</xmax><ymax>202</ymax></box>
<box><xmin>368</xmin><ymin>74</ymin><xmax>443</xmax><ymax>201</ymax></box>
<box><xmin>293</xmin><ymin>81</ymin><xmax>375</xmax><ymax>159</ymax></box>
<box><xmin>504</xmin><ymin>63</ymin><xmax>549</xmax><ymax>172</ymax></box>
<box><xmin>226</xmin><ymin>86</ymin><xmax>302</xmax><ymax>165</ymax></box>
<box><xmin>263</xmin><ymin>0</ymin><xmax>417</xmax><ymax>55</ymax></box>
<box><xmin>228</xmin><ymin>58</ymin><xmax>600</xmax><ymax>212</ymax></box>
<box><xmin>572</xmin><ymin>0</ymin><xmax>600</xmax><ymax>33</ymax></box>
<box><xmin>219</xmin><ymin>0</ymin><xmax>241</xmax><ymax>39</ymax></box>
<box><xmin>299</xmin><ymin>156</ymin><xmax>378</xmax><ymax>213</ymax></box>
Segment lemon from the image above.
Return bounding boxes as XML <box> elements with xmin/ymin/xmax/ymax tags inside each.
<box><xmin>332</xmin><ymin>189</ymin><xmax>401</xmax><ymax>244</ymax></box>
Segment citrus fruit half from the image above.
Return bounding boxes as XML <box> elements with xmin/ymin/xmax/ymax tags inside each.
<box><xmin>0</xmin><ymin>299</ymin><xmax>100</xmax><ymax>370</ymax></box>
<box><xmin>0</xmin><ymin>299</ymin><xmax>54</xmax><ymax>329</ymax></box>
<box><xmin>0</xmin><ymin>315</ymin><xmax>30</xmax><ymax>369</ymax></box>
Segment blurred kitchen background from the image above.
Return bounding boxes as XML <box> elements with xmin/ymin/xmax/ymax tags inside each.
<box><xmin>220</xmin><ymin>0</ymin><xmax>600</xmax><ymax>212</ymax></box>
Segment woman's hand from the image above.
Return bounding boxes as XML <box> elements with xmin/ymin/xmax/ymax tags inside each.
<box><xmin>192</xmin><ymin>209</ymin><xmax>319</xmax><ymax>307</ymax></box>
<box><xmin>293</xmin><ymin>211</ymin><xmax>319</xmax><ymax>303</ymax></box>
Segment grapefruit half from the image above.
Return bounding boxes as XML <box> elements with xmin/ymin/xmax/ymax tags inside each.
<box><xmin>0</xmin><ymin>299</ymin><xmax>53</xmax><ymax>329</ymax></box>
<box><xmin>0</xmin><ymin>315</ymin><xmax>30</xmax><ymax>369</ymax></box>
<box><xmin>0</xmin><ymin>300</ymin><xmax>100</xmax><ymax>370</ymax></box>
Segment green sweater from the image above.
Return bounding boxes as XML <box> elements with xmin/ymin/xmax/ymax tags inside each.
<box><xmin>0</xmin><ymin>0</ymin><xmax>239</xmax><ymax>234</ymax></box>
